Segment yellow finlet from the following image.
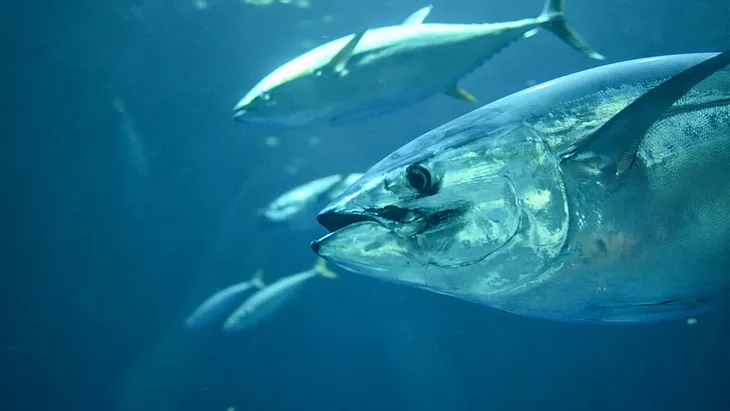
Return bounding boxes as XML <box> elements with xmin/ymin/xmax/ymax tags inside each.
<box><xmin>250</xmin><ymin>269</ymin><xmax>266</xmax><ymax>289</ymax></box>
<box><xmin>314</xmin><ymin>258</ymin><xmax>337</xmax><ymax>279</ymax></box>
<box><xmin>443</xmin><ymin>84</ymin><xmax>477</xmax><ymax>103</ymax></box>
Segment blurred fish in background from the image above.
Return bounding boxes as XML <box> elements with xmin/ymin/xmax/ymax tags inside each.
<box><xmin>184</xmin><ymin>269</ymin><xmax>265</xmax><ymax>329</ymax></box>
<box><xmin>185</xmin><ymin>258</ymin><xmax>336</xmax><ymax>333</ymax></box>
<box><xmin>223</xmin><ymin>257</ymin><xmax>336</xmax><ymax>332</ymax></box>
<box><xmin>112</xmin><ymin>97</ymin><xmax>151</xmax><ymax>210</ymax></box>
<box><xmin>259</xmin><ymin>172</ymin><xmax>363</xmax><ymax>232</ymax></box>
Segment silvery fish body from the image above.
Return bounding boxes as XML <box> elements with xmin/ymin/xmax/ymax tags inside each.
<box><xmin>184</xmin><ymin>281</ymin><xmax>259</xmax><ymax>329</ymax></box>
<box><xmin>185</xmin><ymin>271</ymin><xmax>264</xmax><ymax>329</ymax></box>
<box><xmin>261</xmin><ymin>173</ymin><xmax>364</xmax><ymax>232</ymax></box>
<box><xmin>233</xmin><ymin>0</ymin><xmax>603</xmax><ymax>127</ymax></box>
<box><xmin>223</xmin><ymin>260</ymin><xmax>335</xmax><ymax>332</ymax></box>
<box><xmin>262</xmin><ymin>174</ymin><xmax>345</xmax><ymax>224</ymax></box>
<box><xmin>312</xmin><ymin>53</ymin><xmax>730</xmax><ymax>324</ymax></box>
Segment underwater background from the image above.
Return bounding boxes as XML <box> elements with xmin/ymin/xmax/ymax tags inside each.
<box><xmin>4</xmin><ymin>0</ymin><xmax>730</xmax><ymax>410</ymax></box>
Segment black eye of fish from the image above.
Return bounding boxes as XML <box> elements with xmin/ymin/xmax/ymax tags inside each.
<box><xmin>406</xmin><ymin>164</ymin><xmax>434</xmax><ymax>194</ymax></box>
<box><xmin>377</xmin><ymin>205</ymin><xmax>409</xmax><ymax>221</ymax></box>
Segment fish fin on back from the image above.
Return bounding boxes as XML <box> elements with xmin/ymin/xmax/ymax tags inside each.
<box><xmin>537</xmin><ymin>0</ymin><xmax>605</xmax><ymax>60</ymax></box>
<box><xmin>562</xmin><ymin>50</ymin><xmax>730</xmax><ymax>181</ymax></box>
<box><xmin>443</xmin><ymin>84</ymin><xmax>478</xmax><ymax>103</ymax></box>
<box><xmin>314</xmin><ymin>258</ymin><xmax>337</xmax><ymax>279</ymax></box>
<box><xmin>323</xmin><ymin>30</ymin><xmax>367</xmax><ymax>76</ymax></box>
<box><xmin>250</xmin><ymin>269</ymin><xmax>266</xmax><ymax>289</ymax></box>
<box><xmin>402</xmin><ymin>5</ymin><xmax>433</xmax><ymax>25</ymax></box>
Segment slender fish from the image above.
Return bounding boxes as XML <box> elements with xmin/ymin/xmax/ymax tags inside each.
<box><xmin>185</xmin><ymin>270</ymin><xmax>265</xmax><ymax>328</ymax></box>
<box><xmin>223</xmin><ymin>259</ymin><xmax>336</xmax><ymax>332</ymax></box>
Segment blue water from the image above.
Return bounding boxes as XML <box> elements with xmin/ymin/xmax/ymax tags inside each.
<box><xmin>4</xmin><ymin>1</ymin><xmax>729</xmax><ymax>410</ymax></box>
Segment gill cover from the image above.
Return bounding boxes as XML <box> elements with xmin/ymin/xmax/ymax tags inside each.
<box><xmin>412</xmin><ymin>125</ymin><xmax>570</xmax><ymax>281</ymax></box>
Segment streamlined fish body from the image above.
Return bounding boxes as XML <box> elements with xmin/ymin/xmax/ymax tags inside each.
<box><xmin>313</xmin><ymin>52</ymin><xmax>730</xmax><ymax>324</ymax></box>
<box><xmin>223</xmin><ymin>259</ymin><xmax>336</xmax><ymax>332</ymax></box>
<box><xmin>185</xmin><ymin>270</ymin><xmax>265</xmax><ymax>328</ymax></box>
<box><xmin>233</xmin><ymin>0</ymin><xmax>603</xmax><ymax>126</ymax></box>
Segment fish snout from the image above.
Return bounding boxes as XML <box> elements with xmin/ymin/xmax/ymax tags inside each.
<box><xmin>232</xmin><ymin>107</ymin><xmax>248</xmax><ymax>123</ymax></box>
<box><xmin>310</xmin><ymin>239</ymin><xmax>321</xmax><ymax>254</ymax></box>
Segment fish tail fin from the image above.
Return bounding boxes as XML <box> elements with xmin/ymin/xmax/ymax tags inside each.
<box><xmin>313</xmin><ymin>258</ymin><xmax>337</xmax><ymax>279</ymax></box>
<box><xmin>537</xmin><ymin>0</ymin><xmax>605</xmax><ymax>60</ymax></box>
<box><xmin>250</xmin><ymin>269</ymin><xmax>266</xmax><ymax>289</ymax></box>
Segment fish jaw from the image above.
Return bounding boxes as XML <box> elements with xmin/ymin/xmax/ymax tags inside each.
<box><xmin>313</xmin><ymin>220</ymin><xmax>431</xmax><ymax>287</ymax></box>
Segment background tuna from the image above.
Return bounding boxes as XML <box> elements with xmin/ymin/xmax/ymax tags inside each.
<box><xmin>4</xmin><ymin>1</ymin><xmax>729</xmax><ymax>411</ymax></box>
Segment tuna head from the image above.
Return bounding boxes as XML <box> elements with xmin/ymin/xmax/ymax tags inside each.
<box><xmin>311</xmin><ymin>123</ymin><xmax>570</xmax><ymax>299</ymax></box>
<box><xmin>233</xmin><ymin>31</ymin><xmax>368</xmax><ymax>126</ymax></box>
<box><xmin>232</xmin><ymin>72</ymin><xmax>328</xmax><ymax>126</ymax></box>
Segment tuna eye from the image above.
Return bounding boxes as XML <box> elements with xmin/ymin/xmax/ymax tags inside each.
<box><xmin>406</xmin><ymin>164</ymin><xmax>432</xmax><ymax>194</ymax></box>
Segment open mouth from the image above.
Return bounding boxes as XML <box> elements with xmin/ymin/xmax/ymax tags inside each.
<box><xmin>311</xmin><ymin>212</ymin><xmax>382</xmax><ymax>255</ymax></box>
<box><xmin>316</xmin><ymin>212</ymin><xmax>379</xmax><ymax>233</ymax></box>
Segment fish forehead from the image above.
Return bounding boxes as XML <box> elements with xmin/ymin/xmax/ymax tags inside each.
<box><xmin>250</xmin><ymin>23</ymin><xmax>522</xmax><ymax>96</ymax></box>
<box><xmin>335</xmin><ymin>53</ymin><xmax>724</xmax><ymax>198</ymax></box>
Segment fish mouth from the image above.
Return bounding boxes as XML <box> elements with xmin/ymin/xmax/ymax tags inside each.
<box><xmin>316</xmin><ymin>211</ymin><xmax>379</xmax><ymax>233</ymax></box>
<box><xmin>311</xmin><ymin>211</ymin><xmax>382</xmax><ymax>255</ymax></box>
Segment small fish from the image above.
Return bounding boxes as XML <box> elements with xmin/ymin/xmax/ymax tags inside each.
<box><xmin>260</xmin><ymin>173</ymin><xmax>363</xmax><ymax>232</ymax></box>
<box><xmin>222</xmin><ymin>259</ymin><xmax>336</xmax><ymax>332</ymax></box>
<box><xmin>185</xmin><ymin>270</ymin><xmax>265</xmax><ymax>329</ymax></box>
<box><xmin>232</xmin><ymin>0</ymin><xmax>603</xmax><ymax>126</ymax></box>
<box><xmin>261</xmin><ymin>174</ymin><xmax>344</xmax><ymax>224</ymax></box>
<box><xmin>312</xmin><ymin>51</ymin><xmax>730</xmax><ymax>325</ymax></box>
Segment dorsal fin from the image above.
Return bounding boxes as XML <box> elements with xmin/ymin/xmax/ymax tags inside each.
<box><xmin>563</xmin><ymin>50</ymin><xmax>730</xmax><ymax>178</ymax></box>
<box><xmin>322</xmin><ymin>30</ymin><xmax>367</xmax><ymax>76</ymax></box>
<box><xmin>402</xmin><ymin>5</ymin><xmax>433</xmax><ymax>25</ymax></box>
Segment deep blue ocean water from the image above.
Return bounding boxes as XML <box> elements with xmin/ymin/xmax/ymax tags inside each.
<box><xmin>4</xmin><ymin>1</ymin><xmax>729</xmax><ymax>410</ymax></box>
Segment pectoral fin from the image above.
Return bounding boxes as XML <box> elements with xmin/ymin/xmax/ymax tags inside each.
<box><xmin>402</xmin><ymin>5</ymin><xmax>433</xmax><ymax>25</ymax></box>
<box><xmin>562</xmin><ymin>50</ymin><xmax>730</xmax><ymax>180</ymax></box>
<box><xmin>323</xmin><ymin>30</ymin><xmax>366</xmax><ymax>76</ymax></box>
<box><xmin>443</xmin><ymin>84</ymin><xmax>477</xmax><ymax>103</ymax></box>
